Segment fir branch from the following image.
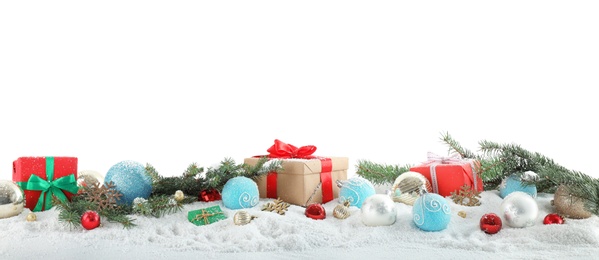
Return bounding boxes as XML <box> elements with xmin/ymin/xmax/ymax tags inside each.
<box><xmin>150</xmin><ymin>163</ymin><xmax>206</xmax><ymax>197</ymax></box>
<box><xmin>355</xmin><ymin>160</ymin><xmax>412</xmax><ymax>186</ymax></box>
<box><xmin>132</xmin><ymin>195</ymin><xmax>183</xmax><ymax>218</ymax></box>
<box><xmin>440</xmin><ymin>132</ymin><xmax>477</xmax><ymax>159</ymax></box>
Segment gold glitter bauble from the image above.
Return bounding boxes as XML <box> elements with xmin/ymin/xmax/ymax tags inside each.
<box><xmin>26</xmin><ymin>212</ymin><xmax>37</xmax><ymax>222</ymax></box>
<box><xmin>333</xmin><ymin>201</ymin><xmax>351</xmax><ymax>219</ymax></box>
<box><xmin>174</xmin><ymin>190</ymin><xmax>185</xmax><ymax>202</ymax></box>
<box><xmin>233</xmin><ymin>211</ymin><xmax>256</xmax><ymax>225</ymax></box>
<box><xmin>0</xmin><ymin>180</ymin><xmax>24</xmax><ymax>219</ymax></box>
<box><xmin>553</xmin><ymin>185</ymin><xmax>592</xmax><ymax>219</ymax></box>
<box><xmin>391</xmin><ymin>171</ymin><xmax>432</xmax><ymax>205</ymax></box>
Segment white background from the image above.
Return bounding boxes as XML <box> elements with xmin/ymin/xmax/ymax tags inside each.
<box><xmin>1</xmin><ymin>1</ymin><xmax>598</xmax><ymax>180</ymax></box>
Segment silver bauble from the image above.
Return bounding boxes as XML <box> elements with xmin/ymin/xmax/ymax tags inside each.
<box><xmin>361</xmin><ymin>194</ymin><xmax>397</xmax><ymax>226</ymax></box>
<box><xmin>0</xmin><ymin>180</ymin><xmax>24</xmax><ymax>219</ymax></box>
<box><xmin>77</xmin><ymin>170</ymin><xmax>105</xmax><ymax>188</ymax></box>
<box><xmin>500</xmin><ymin>191</ymin><xmax>539</xmax><ymax>228</ymax></box>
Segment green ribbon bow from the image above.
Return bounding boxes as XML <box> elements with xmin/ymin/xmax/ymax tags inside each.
<box><xmin>17</xmin><ymin>157</ymin><xmax>79</xmax><ymax>211</ymax></box>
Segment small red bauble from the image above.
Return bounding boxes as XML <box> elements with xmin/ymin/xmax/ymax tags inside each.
<box><xmin>305</xmin><ymin>203</ymin><xmax>326</xmax><ymax>220</ymax></box>
<box><xmin>199</xmin><ymin>189</ymin><xmax>222</xmax><ymax>202</ymax></box>
<box><xmin>480</xmin><ymin>213</ymin><xmax>502</xmax><ymax>234</ymax></box>
<box><xmin>81</xmin><ymin>210</ymin><xmax>101</xmax><ymax>230</ymax></box>
<box><xmin>543</xmin><ymin>213</ymin><xmax>565</xmax><ymax>225</ymax></box>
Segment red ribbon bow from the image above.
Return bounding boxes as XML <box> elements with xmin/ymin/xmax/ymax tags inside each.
<box><xmin>266</xmin><ymin>139</ymin><xmax>317</xmax><ymax>159</ymax></box>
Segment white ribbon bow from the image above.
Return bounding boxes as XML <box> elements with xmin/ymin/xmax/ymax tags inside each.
<box><xmin>425</xmin><ymin>152</ymin><xmax>465</xmax><ymax>165</ymax></box>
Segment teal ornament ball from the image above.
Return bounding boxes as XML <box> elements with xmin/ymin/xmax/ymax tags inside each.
<box><xmin>221</xmin><ymin>176</ymin><xmax>259</xmax><ymax>210</ymax></box>
<box><xmin>338</xmin><ymin>177</ymin><xmax>376</xmax><ymax>209</ymax></box>
<box><xmin>499</xmin><ymin>174</ymin><xmax>537</xmax><ymax>199</ymax></box>
<box><xmin>413</xmin><ymin>193</ymin><xmax>451</xmax><ymax>232</ymax></box>
<box><xmin>104</xmin><ymin>160</ymin><xmax>152</xmax><ymax>205</ymax></box>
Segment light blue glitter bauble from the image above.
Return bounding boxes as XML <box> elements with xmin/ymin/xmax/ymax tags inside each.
<box><xmin>221</xmin><ymin>176</ymin><xmax>259</xmax><ymax>210</ymax></box>
<box><xmin>499</xmin><ymin>175</ymin><xmax>537</xmax><ymax>199</ymax></box>
<box><xmin>412</xmin><ymin>193</ymin><xmax>451</xmax><ymax>232</ymax></box>
<box><xmin>104</xmin><ymin>160</ymin><xmax>152</xmax><ymax>205</ymax></box>
<box><xmin>338</xmin><ymin>177</ymin><xmax>376</xmax><ymax>209</ymax></box>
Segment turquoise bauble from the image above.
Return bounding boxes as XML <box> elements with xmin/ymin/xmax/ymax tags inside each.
<box><xmin>499</xmin><ymin>175</ymin><xmax>537</xmax><ymax>199</ymax></box>
<box><xmin>412</xmin><ymin>193</ymin><xmax>451</xmax><ymax>232</ymax></box>
<box><xmin>221</xmin><ymin>176</ymin><xmax>259</xmax><ymax>210</ymax></box>
<box><xmin>338</xmin><ymin>177</ymin><xmax>376</xmax><ymax>209</ymax></box>
<box><xmin>104</xmin><ymin>160</ymin><xmax>152</xmax><ymax>205</ymax></box>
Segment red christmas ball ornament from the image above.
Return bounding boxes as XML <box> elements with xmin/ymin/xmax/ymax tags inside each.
<box><xmin>199</xmin><ymin>189</ymin><xmax>222</xmax><ymax>202</ymax></box>
<box><xmin>81</xmin><ymin>210</ymin><xmax>101</xmax><ymax>230</ymax></box>
<box><xmin>305</xmin><ymin>203</ymin><xmax>326</xmax><ymax>220</ymax></box>
<box><xmin>480</xmin><ymin>213</ymin><xmax>502</xmax><ymax>234</ymax></box>
<box><xmin>543</xmin><ymin>213</ymin><xmax>565</xmax><ymax>225</ymax></box>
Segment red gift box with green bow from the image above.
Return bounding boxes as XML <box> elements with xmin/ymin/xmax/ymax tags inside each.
<box><xmin>13</xmin><ymin>157</ymin><xmax>79</xmax><ymax>212</ymax></box>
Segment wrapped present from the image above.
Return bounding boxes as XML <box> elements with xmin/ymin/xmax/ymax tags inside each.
<box><xmin>188</xmin><ymin>205</ymin><xmax>227</xmax><ymax>226</ymax></box>
<box><xmin>13</xmin><ymin>157</ymin><xmax>78</xmax><ymax>212</ymax></box>
<box><xmin>244</xmin><ymin>139</ymin><xmax>349</xmax><ymax>206</ymax></box>
<box><xmin>409</xmin><ymin>152</ymin><xmax>482</xmax><ymax>197</ymax></box>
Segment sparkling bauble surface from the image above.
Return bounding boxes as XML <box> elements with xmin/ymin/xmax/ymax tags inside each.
<box><xmin>480</xmin><ymin>213</ymin><xmax>502</xmax><ymax>234</ymax></box>
<box><xmin>77</xmin><ymin>170</ymin><xmax>105</xmax><ymax>188</ymax></box>
<box><xmin>499</xmin><ymin>174</ymin><xmax>537</xmax><ymax>199</ymax></box>
<box><xmin>104</xmin><ymin>161</ymin><xmax>153</xmax><ymax>205</ymax></box>
<box><xmin>221</xmin><ymin>177</ymin><xmax>259</xmax><ymax>210</ymax></box>
<box><xmin>0</xmin><ymin>180</ymin><xmax>24</xmax><ymax>219</ymax></box>
<box><xmin>26</xmin><ymin>212</ymin><xmax>37</xmax><ymax>222</ymax></box>
<box><xmin>391</xmin><ymin>171</ymin><xmax>432</xmax><ymax>205</ymax></box>
<box><xmin>543</xmin><ymin>213</ymin><xmax>565</xmax><ymax>225</ymax></box>
<box><xmin>412</xmin><ymin>193</ymin><xmax>451</xmax><ymax>231</ymax></box>
<box><xmin>81</xmin><ymin>210</ymin><xmax>101</xmax><ymax>230</ymax></box>
<box><xmin>305</xmin><ymin>203</ymin><xmax>326</xmax><ymax>220</ymax></box>
<box><xmin>361</xmin><ymin>194</ymin><xmax>396</xmax><ymax>226</ymax></box>
<box><xmin>500</xmin><ymin>191</ymin><xmax>539</xmax><ymax>228</ymax></box>
<box><xmin>338</xmin><ymin>177</ymin><xmax>376</xmax><ymax>209</ymax></box>
<box><xmin>554</xmin><ymin>185</ymin><xmax>592</xmax><ymax>219</ymax></box>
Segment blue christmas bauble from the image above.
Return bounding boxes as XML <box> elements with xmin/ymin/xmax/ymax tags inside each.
<box><xmin>221</xmin><ymin>176</ymin><xmax>259</xmax><ymax>210</ymax></box>
<box><xmin>412</xmin><ymin>193</ymin><xmax>451</xmax><ymax>232</ymax></box>
<box><xmin>338</xmin><ymin>177</ymin><xmax>376</xmax><ymax>209</ymax></box>
<box><xmin>499</xmin><ymin>174</ymin><xmax>537</xmax><ymax>199</ymax></box>
<box><xmin>104</xmin><ymin>160</ymin><xmax>153</xmax><ymax>205</ymax></box>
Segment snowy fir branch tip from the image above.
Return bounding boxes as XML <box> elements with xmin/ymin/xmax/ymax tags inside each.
<box><xmin>355</xmin><ymin>160</ymin><xmax>412</xmax><ymax>186</ymax></box>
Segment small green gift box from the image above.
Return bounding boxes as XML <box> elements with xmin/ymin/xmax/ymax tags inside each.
<box><xmin>188</xmin><ymin>205</ymin><xmax>227</xmax><ymax>226</ymax></box>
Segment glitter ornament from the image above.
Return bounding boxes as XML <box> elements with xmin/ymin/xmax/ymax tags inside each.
<box><xmin>499</xmin><ymin>173</ymin><xmax>537</xmax><ymax>199</ymax></box>
<box><xmin>221</xmin><ymin>177</ymin><xmax>259</xmax><ymax>210</ymax></box>
<box><xmin>174</xmin><ymin>190</ymin><xmax>185</xmax><ymax>202</ymax></box>
<box><xmin>233</xmin><ymin>211</ymin><xmax>256</xmax><ymax>225</ymax></box>
<box><xmin>553</xmin><ymin>185</ymin><xmax>592</xmax><ymax>219</ymax></box>
<box><xmin>361</xmin><ymin>194</ymin><xmax>396</xmax><ymax>226</ymax></box>
<box><xmin>543</xmin><ymin>213</ymin><xmax>565</xmax><ymax>225</ymax></box>
<box><xmin>26</xmin><ymin>212</ymin><xmax>37</xmax><ymax>222</ymax></box>
<box><xmin>413</xmin><ymin>192</ymin><xmax>451</xmax><ymax>232</ymax></box>
<box><xmin>305</xmin><ymin>203</ymin><xmax>326</xmax><ymax>220</ymax></box>
<box><xmin>480</xmin><ymin>213</ymin><xmax>502</xmax><ymax>234</ymax></box>
<box><xmin>500</xmin><ymin>191</ymin><xmax>539</xmax><ymax>228</ymax></box>
<box><xmin>333</xmin><ymin>201</ymin><xmax>351</xmax><ymax>219</ymax></box>
<box><xmin>81</xmin><ymin>210</ymin><xmax>101</xmax><ymax>230</ymax></box>
<box><xmin>77</xmin><ymin>170</ymin><xmax>104</xmax><ymax>189</ymax></box>
<box><xmin>0</xmin><ymin>180</ymin><xmax>24</xmax><ymax>219</ymax></box>
<box><xmin>338</xmin><ymin>177</ymin><xmax>376</xmax><ymax>209</ymax></box>
<box><xmin>390</xmin><ymin>171</ymin><xmax>432</xmax><ymax>205</ymax></box>
<box><xmin>104</xmin><ymin>161</ymin><xmax>153</xmax><ymax>206</ymax></box>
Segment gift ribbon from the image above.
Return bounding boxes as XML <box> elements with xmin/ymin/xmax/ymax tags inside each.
<box><xmin>16</xmin><ymin>157</ymin><xmax>79</xmax><ymax>211</ymax></box>
<box><xmin>259</xmin><ymin>140</ymin><xmax>334</xmax><ymax>203</ymax></box>
<box><xmin>265</xmin><ymin>139</ymin><xmax>317</xmax><ymax>159</ymax></box>
<box><xmin>190</xmin><ymin>207</ymin><xmax>224</xmax><ymax>225</ymax></box>
<box><xmin>426</xmin><ymin>152</ymin><xmax>479</xmax><ymax>193</ymax></box>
